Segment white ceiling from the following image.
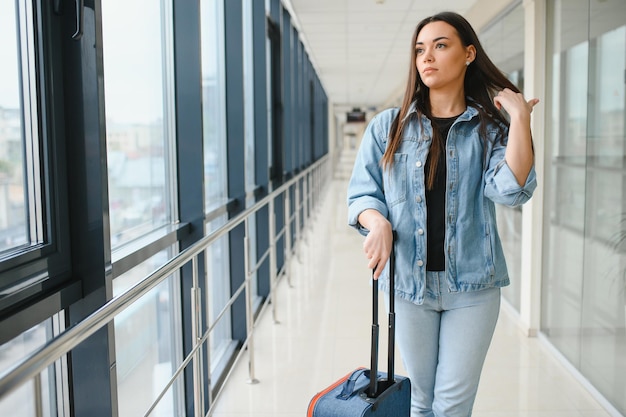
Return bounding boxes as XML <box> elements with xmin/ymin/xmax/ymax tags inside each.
<box><xmin>284</xmin><ymin>0</ymin><xmax>480</xmax><ymax>113</ymax></box>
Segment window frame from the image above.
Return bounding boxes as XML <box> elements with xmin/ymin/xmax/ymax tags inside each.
<box><xmin>0</xmin><ymin>0</ymin><xmax>77</xmax><ymax>341</ymax></box>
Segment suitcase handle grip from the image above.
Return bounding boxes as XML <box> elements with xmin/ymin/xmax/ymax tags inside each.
<box><xmin>368</xmin><ymin>231</ymin><xmax>396</xmax><ymax>398</ymax></box>
<box><xmin>337</xmin><ymin>368</ymin><xmax>369</xmax><ymax>400</ymax></box>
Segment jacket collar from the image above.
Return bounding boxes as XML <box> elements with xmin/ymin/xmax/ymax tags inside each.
<box><xmin>402</xmin><ymin>100</ymin><xmax>479</xmax><ymax>123</ymax></box>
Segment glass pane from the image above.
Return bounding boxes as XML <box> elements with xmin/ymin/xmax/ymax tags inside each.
<box><xmin>479</xmin><ymin>3</ymin><xmax>524</xmax><ymax>75</ymax></box>
<box><xmin>496</xmin><ymin>206</ymin><xmax>522</xmax><ymax>310</ymax></box>
<box><xmin>242</xmin><ymin>0</ymin><xmax>259</xmax><ymax>299</ymax></box>
<box><xmin>243</xmin><ymin>0</ymin><xmax>255</xmax><ymax>192</ymax></box>
<box><xmin>201</xmin><ymin>0</ymin><xmax>228</xmax><ymax>212</ymax></box>
<box><xmin>0</xmin><ymin>0</ymin><xmax>29</xmax><ymax>253</ymax></box>
<box><xmin>580</xmin><ymin>4</ymin><xmax>626</xmax><ymax>412</ymax></box>
<box><xmin>102</xmin><ymin>0</ymin><xmax>174</xmax><ymax>248</ymax></box>
<box><xmin>0</xmin><ymin>320</ymin><xmax>57</xmax><ymax>417</ymax></box>
<box><xmin>113</xmin><ymin>249</ymin><xmax>183</xmax><ymax>417</ymax></box>
<box><xmin>542</xmin><ymin>0</ymin><xmax>589</xmax><ymax>366</ymax></box>
<box><xmin>205</xmin><ymin>217</ymin><xmax>232</xmax><ymax>377</ymax></box>
<box><xmin>480</xmin><ymin>3</ymin><xmax>524</xmax><ymax>311</ymax></box>
<box><xmin>544</xmin><ymin>1</ymin><xmax>626</xmax><ymax>415</ymax></box>
<box><xmin>200</xmin><ymin>0</ymin><xmax>234</xmax><ymax>384</ymax></box>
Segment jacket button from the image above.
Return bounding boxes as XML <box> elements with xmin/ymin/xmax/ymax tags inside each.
<box><xmin>418</xmin><ymin>228</ymin><xmax>424</xmax><ymax>235</ymax></box>
<box><xmin>416</xmin><ymin>196</ymin><xmax>422</xmax><ymax>203</ymax></box>
<box><xmin>416</xmin><ymin>161</ymin><xmax>422</xmax><ymax>167</ymax></box>
<box><xmin>417</xmin><ymin>260</ymin><xmax>424</xmax><ymax>267</ymax></box>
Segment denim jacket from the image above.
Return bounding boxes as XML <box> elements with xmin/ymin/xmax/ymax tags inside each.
<box><xmin>347</xmin><ymin>104</ymin><xmax>537</xmax><ymax>305</ymax></box>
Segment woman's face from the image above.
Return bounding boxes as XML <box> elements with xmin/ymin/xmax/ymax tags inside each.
<box><xmin>415</xmin><ymin>21</ymin><xmax>475</xmax><ymax>92</ymax></box>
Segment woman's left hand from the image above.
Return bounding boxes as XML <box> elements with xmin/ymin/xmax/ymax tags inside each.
<box><xmin>493</xmin><ymin>88</ymin><xmax>539</xmax><ymax>119</ymax></box>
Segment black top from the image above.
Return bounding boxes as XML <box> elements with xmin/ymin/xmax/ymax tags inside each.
<box><xmin>425</xmin><ymin>115</ymin><xmax>458</xmax><ymax>271</ymax></box>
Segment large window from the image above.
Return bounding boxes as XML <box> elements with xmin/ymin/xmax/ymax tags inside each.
<box><xmin>102</xmin><ymin>0</ymin><xmax>176</xmax><ymax>249</ymax></box>
<box><xmin>101</xmin><ymin>1</ymin><xmax>183</xmax><ymax>416</ymax></box>
<box><xmin>542</xmin><ymin>0</ymin><xmax>626</xmax><ymax>414</ymax></box>
<box><xmin>0</xmin><ymin>1</ymin><xmax>29</xmax><ymax>254</ymax></box>
<box><xmin>200</xmin><ymin>0</ymin><xmax>233</xmax><ymax>382</ymax></box>
<box><xmin>0</xmin><ymin>0</ymin><xmax>73</xmax><ymax>334</ymax></box>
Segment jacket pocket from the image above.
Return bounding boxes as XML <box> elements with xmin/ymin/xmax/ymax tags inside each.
<box><xmin>383</xmin><ymin>153</ymin><xmax>408</xmax><ymax>207</ymax></box>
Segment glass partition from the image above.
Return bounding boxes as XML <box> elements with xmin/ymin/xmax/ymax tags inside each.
<box><xmin>479</xmin><ymin>2</ymin><xmax>525</xmax><ymax>311</ymax></box>
<box><xmin>543</xmin><ymin>0</ymin><xmax>626</xmax><ymax>414</ymax></box>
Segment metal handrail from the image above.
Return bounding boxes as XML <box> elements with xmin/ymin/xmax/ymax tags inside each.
<box><xmin>0</xmin><ymin>155</ymin><xmax>330</xmax><ymax>410</ymax></box>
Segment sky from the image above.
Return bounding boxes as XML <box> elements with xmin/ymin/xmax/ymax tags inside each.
<box><xmin>101</xmin><ymin>0</ymin><xmax>166</xmax><ymax>124</ymax></box>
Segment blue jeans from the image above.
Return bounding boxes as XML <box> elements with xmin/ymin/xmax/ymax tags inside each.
<box><xmin>390</xmin><ymin>271</ymin><xmax>501</xmax><ymax>417</ymax></box>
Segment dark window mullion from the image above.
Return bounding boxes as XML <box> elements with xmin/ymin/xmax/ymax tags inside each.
<box><xmin>61</xmin><ymin>2</ymin><xmax>116</xmax><ymax>416</ymax></box>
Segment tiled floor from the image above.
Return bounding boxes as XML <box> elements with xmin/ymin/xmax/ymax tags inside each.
<box><xmin>209</xmin><ymin>177</ymin><xmax>615</xmax><ymax>417</ymax></box>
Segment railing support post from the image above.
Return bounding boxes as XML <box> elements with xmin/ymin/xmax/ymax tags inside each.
<box><xmin>243</xmin><ymin>219</ymin><xmax>259</xmax><ymax>384</ymax></box>
<box><xmin>268</xmin><ymin>197</ymin><xmax>279</xmax><ymax>324</ymax></box>
<box><xmin>294</xmin><ymin>182</ymin><xmax>302</xmax><ymax>263</ymax></box>
<box><xmin>191</xmin><ymin>255</ymin><xmax>204</xmax><ymax>417</ymax></box>
<box><xmin>284</xmin><ymin>188</ymin><xmax>293</xmax><ymax>287</ymax></box>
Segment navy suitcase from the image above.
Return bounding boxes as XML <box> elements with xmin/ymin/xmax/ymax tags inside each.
<box><xmin>307</xmin><ymin>241</ymin><xmax>411</xmax><ymax>416</ymax></box>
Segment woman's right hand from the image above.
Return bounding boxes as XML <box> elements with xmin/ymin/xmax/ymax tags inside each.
<box><xmin>358</xmin><ymin>209</ymin><xmax>393</xmax><ymax>279</ymax></box>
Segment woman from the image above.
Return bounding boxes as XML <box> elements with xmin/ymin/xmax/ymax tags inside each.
<box><xmin>347</xmin><ymin>11</ymin><xmax>538</xmax><ymax>417</ymax></box>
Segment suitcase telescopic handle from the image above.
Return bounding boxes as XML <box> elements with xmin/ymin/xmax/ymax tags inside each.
<box><xmin>368</xmin><ymin>232</ymin><xmax>396</xmax><ymax>398</ymax></box>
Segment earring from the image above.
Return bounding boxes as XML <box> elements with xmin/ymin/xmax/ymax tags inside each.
<box><xmin>466</xmin><ymin>61</ymin><xmax>471</xmax><ymax>66</ymax></box>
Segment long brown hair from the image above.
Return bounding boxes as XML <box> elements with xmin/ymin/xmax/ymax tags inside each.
<box><xmin>383</xmin><ymin>11</ymin><xmax>521</xmax><ymax>189</ymax></box>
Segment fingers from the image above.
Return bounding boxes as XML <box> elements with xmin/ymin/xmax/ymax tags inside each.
<box><xmin>365</xmin><ymin>247</ymin><xmax>387</xmax><ymax>279</ymax></box>
<box><xmin>494</xmin><ymin>89</ymin><xmax>539</xmax><ymax>116</ymax></box>
<box><xmin>527</xmin><ymin>98</ymin><xmax>540</xmax><ymax>113</ymax></box>
<box><xmin>493</xmin><ymin>88</ymin><xmax>519</xmax><ymax>105</ymax></box>
<box><xmin>366</xmin><ymin>252</ymin><xmax>378</xmax><ymax>270</ymax></box>
<box><xmin>493</xmin><ymin>88</ymin><xmax>511</xmax><ymax>110</ymax></box>
<box><xmin>372</xmin><ymin>255</ymin><xmax>389</xmax><ymax>280</ymax></box>
<box><xmin>495</xmin><ymin>88</ymin><xmax>538</xmax><ymax>104</ymax></box>
<box><xmin>363</xmin><ymin>229</ymin><xmax>392</xmax><ymax>280</ymax></box>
